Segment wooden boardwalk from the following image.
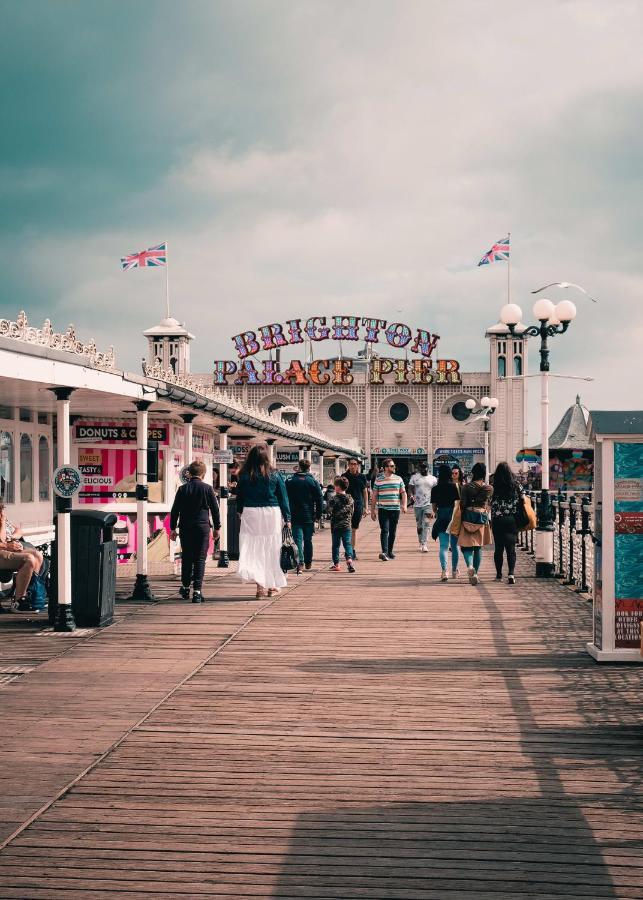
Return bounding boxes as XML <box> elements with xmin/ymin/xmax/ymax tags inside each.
<box><xmin>0</xmin><ymin>516</ymin><xmax>642</xmax><ymax>898</ymax></box>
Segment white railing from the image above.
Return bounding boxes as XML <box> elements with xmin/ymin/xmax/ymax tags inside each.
<box><xmin>0</xmin><ymin>311</ymin><xmax>116</xmax><ymax>370</ymax></box>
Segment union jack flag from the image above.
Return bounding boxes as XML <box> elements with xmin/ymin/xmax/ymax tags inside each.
<box><xmin>478</xmin><ymin>236</ymin><xmax>510</xmax><ymax>266</ymax></box>
<box><xmin>120</xmin><ymin>243</ymin><xmax>167</xmax><ymax>270</ymax></box>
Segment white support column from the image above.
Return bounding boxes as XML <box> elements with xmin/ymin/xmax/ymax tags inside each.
<box><xmin>335</xmin><ymin>456</ymin><xmax>342</xmax><ymax>477</ymax></box>
<box><xmin>52</xmin><ymin>387</ymin><xmax>76</xmax><ymax>631</ymax></box>
<box><xmin>266</xmin><ymin>438</ymin><xmax>277</xmax><ymax>468</ymax></box>
<box><xmin>535</xmin><ymin>369</ymin><xmax>554</xmax><ymax>577</ymax></box>
<box><xmin>130</xmin><ymin>401</ymin><xmax>156</xmax><ymax>601</ymax></box>
<box><xmin>181</xmin><ymin>413</ymin><xmax>196</xmax><ymax>464</ymax></box>
<box><xmin>217</xmin><ymin>426</ymin><xmax>230</xmax><ymax>567</ymax></box>
<box><xmin>305</xmin><ymin>444</ymin><xmax>313</xmax><ymax>464</ymax></box>
<box><xmin>299</xmin><ymin>445</ymin><xmax>305</xmax><ymax>463</ymax></box>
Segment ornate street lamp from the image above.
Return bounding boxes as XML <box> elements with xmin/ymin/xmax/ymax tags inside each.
<box><xmin>499</xmin><ymin>297</ymin><xmax>578</xmax><ymax>577</ymax></box>
<box><xmin>465</xmin><ymin>396</ymin><xmax>499</xmax><ymax>475</ymax></box>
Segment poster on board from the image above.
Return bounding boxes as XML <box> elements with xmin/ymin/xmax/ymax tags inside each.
<box><xmin>613</xmin><ymin>442</ymin><xmax>643</xmax><ymax>648</ymax></box>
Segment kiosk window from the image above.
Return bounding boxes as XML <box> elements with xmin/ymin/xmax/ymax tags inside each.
<box><xmin>0</xmin><ymin>432</ymin><xmax>13</xmax><ymax>504</ymax></box>
<box><xmin>20</xmin><ymin>434</ymin><xmax>33</xmax><ymax>503</ymax></box>
<box><xmin>39</xmin><ymin>436</ymin><xmax>50</xmax><ymax>500</ymax></box>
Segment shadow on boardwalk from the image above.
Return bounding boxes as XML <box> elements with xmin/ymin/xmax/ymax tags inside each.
<box><xmin>274</xmin><ymin>799</ymin><xmax>619</xmax><ymax>898</ymax></box>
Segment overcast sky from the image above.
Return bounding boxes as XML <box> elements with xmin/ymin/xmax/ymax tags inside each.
<box><xmin>1</xmin><ymin>1</ymin><xmax>642</xmax><ymax>441</ymax></box>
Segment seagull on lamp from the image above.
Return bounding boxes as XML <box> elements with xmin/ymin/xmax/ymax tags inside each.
<box><xmin>531</xmin><ymin>282</ymin><xmax>598</xmax><ymax>303</ymax></box>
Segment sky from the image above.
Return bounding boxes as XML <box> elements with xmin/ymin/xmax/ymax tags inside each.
<box><xmin>1</xmin><ymin>0</ymin><xmax>642</xmax><ymax>442</ymax></box>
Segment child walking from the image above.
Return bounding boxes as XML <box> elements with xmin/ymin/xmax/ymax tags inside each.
<box><xmin>327</xmin><ymin>476</ymin><xmax>356</xmax><ymax>572</ymax></box>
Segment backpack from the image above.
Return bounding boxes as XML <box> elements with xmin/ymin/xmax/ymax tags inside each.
<box><xmin>26</xmin><ymin>561</ymin><xmax>49</xmax><ymax>611</ymax></box>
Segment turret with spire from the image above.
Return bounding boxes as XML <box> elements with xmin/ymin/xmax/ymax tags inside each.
<box><xmin>143</xmin><ymin>317</ymin><xmax>195</xmax><ymax>376</ymax></box>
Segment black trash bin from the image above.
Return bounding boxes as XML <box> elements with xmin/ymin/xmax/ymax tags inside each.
<box><xmin>226</xmin><ymin>497</ymin><xmax>240</xmax><ymax>560</ymax></box>
<box><xmin>50</xmin><ymin>510</ymin><xmax>118</xmax><ymax>627</ymax></box>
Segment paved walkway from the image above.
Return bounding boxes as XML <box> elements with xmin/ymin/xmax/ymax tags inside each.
<box><xmin>0</xmin><ymin>517</ymin><xmax>641</xmax><ymax>898</ymax></box>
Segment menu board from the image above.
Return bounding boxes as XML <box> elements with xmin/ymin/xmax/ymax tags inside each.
<box><xmin>613</xmin><ymin>443</ymin><xmax>643</xmax><ymax>648</ymax></box>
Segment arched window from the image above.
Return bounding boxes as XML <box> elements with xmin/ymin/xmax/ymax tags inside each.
<box><xmin>0</xmin><ymin>432</ymin><xmax>13</xmax><ymax>504</ymax></box>
<box><xmin>498</xmin><ymin>356</ymin><xmax>506</xmax><ymax>377</ymax></box>
<box><xmin>38</xmin><ymin>436</ymin><xmax>50</xmax><ymax>501</ymax></box>
<box><xmin>268</xmin><ymin>402</ymin><xmax>285</xmax><ymax>414</ymax></box>
<box><xmin>513</xmin><ymin>356</ymin><xmax>522</xmax><ymax>376</ymax></box>
<box><xmin>20</xmin><ymin>434</ymin><xmax>33</xmax><ymax>503</ymax></box>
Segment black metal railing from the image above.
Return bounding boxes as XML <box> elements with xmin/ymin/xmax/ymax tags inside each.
<box><xmin>516</xmin><ymin>490</ymin><xmax>594</xmax><ymax>596</ymax></box>
<box><xmin>552</xmin><ymin>491</ymin><xmax>594</xmax><ymax>596</ymax></box>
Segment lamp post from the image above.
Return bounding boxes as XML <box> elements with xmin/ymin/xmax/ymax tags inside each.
<box><xmin>499</xmin><ymin>297</ymin><xmax>578</xmax><ymax>577</ymax></box>
<box><xmin>464</xmin><ymin>396</ymin><xmax>499</xmax><ymax>475</ymax></box>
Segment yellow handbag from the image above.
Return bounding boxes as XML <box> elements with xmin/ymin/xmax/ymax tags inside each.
<box><xmin>448</xmin><ymin>503</ymin><xmax>462</xmax><ymax>536</ymax></box>
<box><xmin>521</xmin><ymin>494</ymin><xmax>537</xmax><ymax>531</ymax></box>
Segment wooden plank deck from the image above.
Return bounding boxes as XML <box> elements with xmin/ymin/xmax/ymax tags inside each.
<box><xmin>1</xmin><ymin>516</ymin><xmax>642</xmax><ymax>898</ymax></box>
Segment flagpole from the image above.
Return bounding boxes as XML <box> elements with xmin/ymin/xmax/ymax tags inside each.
<box><xmin>507</xmin><ymin>231</ymin><xmax>511</xmax><ymax>304</ymax></box>
<box><xmin>165</xmin><ymin>241</ymin><xmax>170</xmax><ymax>319</ymax></box>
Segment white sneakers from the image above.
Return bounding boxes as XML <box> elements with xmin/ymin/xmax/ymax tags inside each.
<box><xmin>440</xmin><ymin>570</ymin><xmax>448</xmax><ymax>582</ymax></box>
<box><xmin>468</xmin><ymin>567</ymin><xmax>478</xmax><ymax>585</ymax></box>
<box><xmin>420</xmin><ymin>543</ymin><xmax>428</xmax><ymax>553</ymax></box>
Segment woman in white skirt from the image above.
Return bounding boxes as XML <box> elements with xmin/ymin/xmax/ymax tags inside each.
<box><xmin>236</xmin><ymin>443</ymin><xmax>291</xmax><ymax>599</ymax></box>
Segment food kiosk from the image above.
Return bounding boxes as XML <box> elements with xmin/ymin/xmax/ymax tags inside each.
<box><xmin>586</xmin><ymin>411</ymin><xmax>643</xmax><ymax>662</ymax></box>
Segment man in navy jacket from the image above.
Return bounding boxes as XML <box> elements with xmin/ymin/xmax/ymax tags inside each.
<box><xmin>286</xmin><ymin>460</ymin><xmax>323</xmax><ymax>570</ymax></box>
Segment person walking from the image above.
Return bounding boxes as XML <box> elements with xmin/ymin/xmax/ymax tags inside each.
<box><xmin>371</xmin><ymin>458</ymin><xmax>407</xmax><ymax>561</ymax></box>
<box><xmin>236</xmin><ymin>443</ymin><xmax>291</xmax><ymax>600</ymax></box>
<box><xmin>451</xmin><ymin>465</ymin><xmax>466</xmax><ymax>497</ymax></box>
<box><xmin>408</xmin><ymin>461</ymin><xmax>437</xmax><ymax>552</ymax></box>
<box><xmin>490</xmin><ymin>461</ymin><xmax>524</xmax><ymax>585</ymax></box>
<box><xmin>342</xmin><ymin>457</ymin><xmax>368</xmax><ymax>560</ymax></box>
<box><xmin>286</xmin><ymin>459</ymin><xmax>323</xmax><ymax>571</ymax></box>
<box><xmin>327</xmin><ymin>476</ymin><xmax>356</xmax><ymax>573</ymax></box>
<box><xmin>430</xmin><ymin>464</ymin><xmax>460</xmax><ymax>581</ymax></box>
<box><xmin>170</xmin><ymin>461</ymin><xmax>221</xmax><ymax>603</ymax></box>
<box><xmin>457</xmin><ymin>461</ymin><xmax>493</xmax><ymax>585</ymax></box>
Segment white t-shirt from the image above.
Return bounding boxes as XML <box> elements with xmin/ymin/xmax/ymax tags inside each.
<box><xmin>409</xmin><ymin>472</ymin><xmax>437</xmax><ymax>508</ymax></box>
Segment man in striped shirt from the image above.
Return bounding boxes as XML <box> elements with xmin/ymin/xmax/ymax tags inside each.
<box><xmin>371</xmin><ymin>458</ymin><xmax>407</xmax><ymax>560</ymax></box>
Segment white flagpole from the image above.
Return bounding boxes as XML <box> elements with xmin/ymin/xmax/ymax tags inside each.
<box><xmin>507</xmin><ymin>231</ymin><xmax>511</xmax><ymax>304</ymax></box>
<box><xmin>165</xmin><ymin>241</ymin><xmax>170</xmax><ymax>319</ymax></box>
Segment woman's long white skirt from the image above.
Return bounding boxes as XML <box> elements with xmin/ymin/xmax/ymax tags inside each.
<box><xmin>238</xmin><ymin>507</ymin><xmax>287</xmax><ymax>590</ymax></box>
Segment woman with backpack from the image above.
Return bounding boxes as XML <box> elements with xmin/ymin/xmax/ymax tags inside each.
<box><xmin>457</xmin><ymin>462</ymin><xmax>493</xmax><ymax>585</ymax></box>
<box><xmin>490</xmin><ymin>461</ymin><xmax>524</xmax><ymax>585</ymax></box>
<box><xmin>236</xmin><ymin>443</ymin><xmax>291</xmax><ymax>600</ymax></box>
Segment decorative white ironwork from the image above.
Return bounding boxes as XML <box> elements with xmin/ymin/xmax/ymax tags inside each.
<box><xmin>141</xmin><ymin>361</ymin><xmax>359</xmax><ymax>453</ymax></box>
<box><xmin>0</xmin><ymin>311</ymin><xmax>116</xmax><ymax>370</ymax></box>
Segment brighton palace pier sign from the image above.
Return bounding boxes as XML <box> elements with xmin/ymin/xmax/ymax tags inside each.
<box><xmin>213</xmin><ymin>316</ymin><xmax>462</xmax><ymax>386</ymax></box>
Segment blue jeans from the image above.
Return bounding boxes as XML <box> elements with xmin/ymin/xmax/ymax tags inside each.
<box><xmin>438</xmin><ymin>531</ymin><xmax>460</xmax><ymax>572</ymax></box>
<box><xmin>461</xmin><ymin>547</ymin><xmax>482</xmax><ymax>572</ymax></box>
<box><xmin>292</xmin><ymin>523</ymin><xmax>314</xmax><ymax>566</ymax></box>
<box><xmin>331</xmin><ymin>528</ymin><xmax>353</xmax><ymax>564</ymax></box>
<box><xmin>414</xmin><ymin>505</ymin><xmax>431</xmax><ymax>544</ymax></box>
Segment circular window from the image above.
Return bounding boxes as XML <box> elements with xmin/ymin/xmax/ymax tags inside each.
<box><xmin>268</xmin><ymin>402</ymin><xmax>284</xmax><ymax>414</ymax></box>
<box><xmin>390</xmin><ymin>402</ymin><xmax>409</xmax><ymax>422</ymax></box>
<box><xmin>328</xmin><ymin>402</ymin><xmax>348</xmax><ymax>422</ymax></box>
<box><xmin>451</xmin><ymin>401</ymin><xmax>471</xmax><ymax>422</ymax></box>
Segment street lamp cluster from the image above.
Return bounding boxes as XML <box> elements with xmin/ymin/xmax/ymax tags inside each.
<box><xmin>464</xmin><ymin>396</ymin><xmax>499</xmax><ymax>476</ymax></box>
<box><xmin>499</xmin><ymin>297</ymin><xmax>578</xmax><ymax>578</ymax></box>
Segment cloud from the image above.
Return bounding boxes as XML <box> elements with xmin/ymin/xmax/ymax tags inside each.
<box><xmin>1</xmin><ymin>0</ymin><xmax>642</xmax><ymax>440</ymax></box>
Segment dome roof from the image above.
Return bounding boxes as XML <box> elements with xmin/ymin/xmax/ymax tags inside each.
<box><xmin>143</xmin><ymin>317</ymin><xmax>195</xmax><ymax>339</ymax></box>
